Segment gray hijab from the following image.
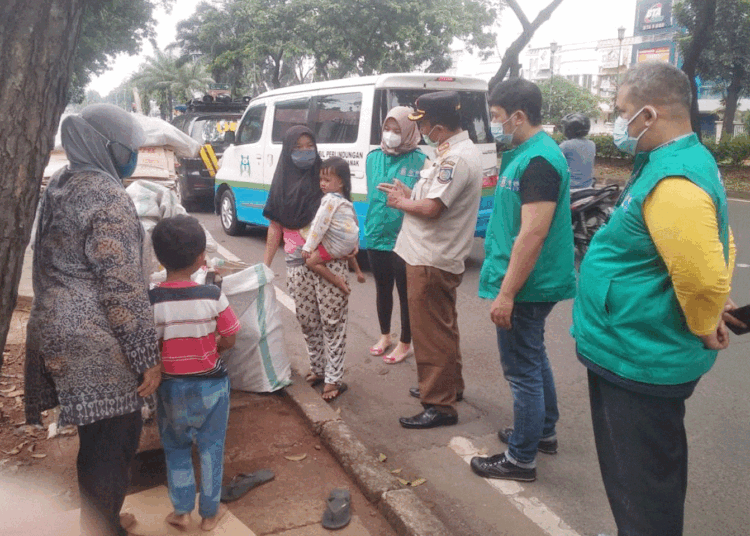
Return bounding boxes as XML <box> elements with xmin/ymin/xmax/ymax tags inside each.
<box><xmin>61</xmin><ymin>103</ymin><xmax>146</xmax><ymax>186</ymax></box>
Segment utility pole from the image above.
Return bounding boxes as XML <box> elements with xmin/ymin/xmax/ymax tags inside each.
<box><xmin>614</xmin><ymin>26</ymin><xmax>626</xmax><ymax>118</ymax></box>
<box><xmin>549</xmin><ymin>41</ymin><xmax>558</xmax><ymax>121</ymax></box>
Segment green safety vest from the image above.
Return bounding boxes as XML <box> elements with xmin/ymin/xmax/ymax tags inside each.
<box><xmin>364</xmin><ymin>149</ymin><xmax>427</xmax><ymax>251</ymax></box>
<box><xmin>572</xmin><ymin>133</ymin><xmax>730</xmax><ymax>385</ymax></box>
<box><xmin>479</xmin><ymin>131</ymin><xmax>576</xmax><ymax>302</ymax></box>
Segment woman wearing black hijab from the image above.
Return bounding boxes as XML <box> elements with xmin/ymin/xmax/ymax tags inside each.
<box><xmin>263</xmin><ymin>126</ymin><xmax>351</xmax><ymax>401</ymax></box>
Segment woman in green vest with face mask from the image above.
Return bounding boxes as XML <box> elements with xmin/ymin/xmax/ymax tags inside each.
<box><xmin>364</xmin><ymin>107</ymin><xmax>427</xmax><ymax>364</ymax></box>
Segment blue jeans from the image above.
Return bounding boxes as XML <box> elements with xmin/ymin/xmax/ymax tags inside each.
<box><xmin>157</xmin><ymin>376</ymin><xmax>230</xmax><ymax>519</ymax></box>
<box><xmin>496</xmin><ymin>301</ymin><xmax>559</xmax><ymax>467</ymax></box>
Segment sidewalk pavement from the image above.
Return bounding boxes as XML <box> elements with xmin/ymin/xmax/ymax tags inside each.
<box><xmin>16</xmin><ymin>246</ymin><xmax>33</xmax><ymax>310</ymax></box>
<box><xmin>12</xmin><ymin>245</ymin><xmax>452</xmax><ymax>536</ymax></box>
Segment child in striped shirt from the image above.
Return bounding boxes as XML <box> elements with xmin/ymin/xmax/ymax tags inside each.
<box><xmin>149</xmin><ymin>215</ymin><xmax>240</xmax><ymax>532</ymax></box>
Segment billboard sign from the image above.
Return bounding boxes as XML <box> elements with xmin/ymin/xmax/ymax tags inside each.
<box><xmin>634</xmin><ymin>0</ymin><xmax>673</xmax><ymax>35</ymax></box>
<box><xmin>637</xmin><ymin>46</ymin><xmax>671</xmax><ymax>63</ymax></box>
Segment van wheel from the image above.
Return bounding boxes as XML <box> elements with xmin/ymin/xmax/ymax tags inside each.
<box><xmin>220</xmin><ymin>190</ymin><xmax>243</xmax><ymax>236</ymax></box>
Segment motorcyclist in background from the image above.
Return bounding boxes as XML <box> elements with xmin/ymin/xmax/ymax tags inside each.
<box><xmin>559</xmin><ymin>113</ymin><xmax>595</xmax><ymax>190</ymax></box>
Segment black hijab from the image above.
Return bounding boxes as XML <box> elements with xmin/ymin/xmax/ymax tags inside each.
<box><xmin>262</xmin><ymin>125</ymin><xmax>323</xmax><ymax>229</ymax></box>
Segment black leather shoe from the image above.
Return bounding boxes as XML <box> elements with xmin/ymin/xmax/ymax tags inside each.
<box><xmin>409</xmin><ymin>387</ymin><xmax>464</xmax><ymax>402</ymax></box>
<box><xmin>497</xmin><ymin>427</ymin><xmax>558</xmax><ymax>455</ymax></box>
<box><xmin>399</xmin><ymin>406</ymin><xmax>458</xmax><ymax>429</ymax></box>
<box><xmin>470</xmin><ymin>453</ymin><xmax>536</xmax><ymax>482</ymax></box>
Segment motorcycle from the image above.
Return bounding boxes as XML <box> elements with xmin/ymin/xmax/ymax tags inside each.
<box><xmin>571</xmin><ymin>183</ymin><xmax>621</xmax><ymax>266</ymax></box>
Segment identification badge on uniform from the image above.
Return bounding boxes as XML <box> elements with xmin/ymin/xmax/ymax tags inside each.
<box><xmin>438</xmin><ymin>159</ymin><xmax>456</xmax><ymax>184</ymax></box>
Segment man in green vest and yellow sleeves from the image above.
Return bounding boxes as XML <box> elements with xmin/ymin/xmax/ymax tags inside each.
<box><xmin>572</xmin><ymin>62</ymin><xmax>735</xmax><ymax>534</ymax></box>
<box><xmin>470</xmin><ymin>78</ymin><xmax>576</xmax><ymax>483</ymax></box>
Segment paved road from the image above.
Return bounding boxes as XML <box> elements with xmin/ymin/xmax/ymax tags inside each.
<box><xmin>194</xmin><ymin>199</ymin><xmax>750</xmax><ymax>536</ymax></box>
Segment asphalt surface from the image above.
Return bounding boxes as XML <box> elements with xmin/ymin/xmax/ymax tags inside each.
<box><xmin>194</xmin><ymin>199</ymin><xmax>750</xmax><ymax>536</ymax></box>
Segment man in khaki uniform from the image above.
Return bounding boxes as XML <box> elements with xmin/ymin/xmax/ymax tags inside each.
<box><xmin>379</xmin><ymin>91</ymin><xmax>483</xmax><ymax>428</ymax></box>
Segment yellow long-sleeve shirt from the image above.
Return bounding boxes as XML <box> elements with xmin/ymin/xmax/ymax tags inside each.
<box><xmin>643</xmin><ymin>177</ymin><xmax>736</xmax><ymax>336</ymax></box>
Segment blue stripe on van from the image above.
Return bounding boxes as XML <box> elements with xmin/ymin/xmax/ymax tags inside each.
<box><xmin>220</xmin><ymin>182</ymin><xmax>493</xmax><ymax>244</ymax></box>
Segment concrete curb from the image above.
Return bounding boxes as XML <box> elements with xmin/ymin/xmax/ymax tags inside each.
<box><xmin>284</xmin><ymin>371</ymin><xmax>453</xmax><ymax>536</ymax></box>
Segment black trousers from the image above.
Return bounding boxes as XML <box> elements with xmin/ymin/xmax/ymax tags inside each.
<box><xmin>368</xmin><ymin>249</ymin><xmax>410</xmax><ymax>343</ymax></box>
<box><xmin>77</xmin><ymin>411</ymin><xmax>143</xmax><ymax>536</ymax></box>
<box><xmin>588</xmin><ymin>370</ymin><xmax>689</xmax><ymax>536</ymax></box>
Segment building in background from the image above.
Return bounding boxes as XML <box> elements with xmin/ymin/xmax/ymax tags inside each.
<box><xmin>448</xmin><ymin>0</ymin><xmax>749</xmax><ymax>137</ymax></box>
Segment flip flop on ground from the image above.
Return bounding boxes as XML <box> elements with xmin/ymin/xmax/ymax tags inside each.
<box><xmin>322</xmin><ymin>488</ymin><xmax>351</xmax><ymax>530</ymax></box>
<box><xmin>221</xmin><ymin>470</ymin><xmax>275</xmax><ymax>503</ymax></box>
<box><xmin>322</xmin><ymin>382</ymin><xmax>348</xmax><ymax>402</ymax></box>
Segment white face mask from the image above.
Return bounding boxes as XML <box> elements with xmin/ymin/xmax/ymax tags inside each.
<box><xmin>382</xmin><ymin>131</ymin><xmax>402</xmax><ymax>149</ymax></box>
<box><xmin>613</xmin><ymin>106</ymin><xmax>654</xmax><ymax>156</ymax></box>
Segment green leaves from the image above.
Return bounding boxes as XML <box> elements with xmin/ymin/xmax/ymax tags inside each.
<box><xmin>171</xmin><ymin>0</ymin><xmax>498</xmax><ymax>96</ymax></box>
<box><xmin>537</xmin><ymin>77</ymin><xmax>604</xmax><ymax>127</ymax></box>
<box><xmin>70</xmin><ymin>0</ymin><xmax>176</xmax><ymax>100</ymax></box>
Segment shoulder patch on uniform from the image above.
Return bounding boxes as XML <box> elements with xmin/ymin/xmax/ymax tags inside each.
<box><xmin>438</xmin><ymin>159</ymin><xmax>456</xmax><ymax>183</ymax></box>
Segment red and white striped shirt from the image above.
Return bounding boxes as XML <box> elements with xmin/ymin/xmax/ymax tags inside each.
<box><xmin>149</xmin><ymin>281</ymin><xmax>240</xmax><ymax>377</ymax></box>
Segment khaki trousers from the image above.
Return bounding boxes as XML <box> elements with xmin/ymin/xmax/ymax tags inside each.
<box><xmin>406</xmin><ymin>264</ymin><xmax>464</xmax><ymax>416</ymax></box>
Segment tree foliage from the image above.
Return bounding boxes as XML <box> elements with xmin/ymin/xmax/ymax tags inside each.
<box><xmin>172</xmin><ymin>0</ymin><xmax>498</xmax><ymax>96</ymax></box>
<box><xmin>675</xmin><ymin>0</ymin><xmax>750</xmax><ymax>137</ymax></box>
<box><xmin>131</xmin><ymin>49</ymin><xmax>214</xmax><ymax>118</ymax></box>
<box><xmin>488</xmin><ymin>0</ymin><xmax>564</xmax><ymax>91</ymax></box>
<box><xmin>69</xmin><ymin>0</ymin><xmax>173</xmax><ymax>101</ymax></box>
<box><xmin>538</xmin><ymin>77</ymin><xmax>604</xmax><ymax>126</ymax></box>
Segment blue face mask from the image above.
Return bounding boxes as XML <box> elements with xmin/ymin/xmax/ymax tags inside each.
<box><xmin>291</xmin><ymin>149</ymin><xmax>317</xmax><ymax>169</ymax></box>
<box><xmin>613</xmin><ymin>106</ymin><xmax>653</xmax><ymax>156</ymax></box>
<box><xmin>490</xmin><ymin>114</ymin><xmax>517</xmax><ymax>146</ymax></box>
<box><xmin>115</xmin><ymin>149</ymin><xmax>139</xmax><ymax>179</ymax></box>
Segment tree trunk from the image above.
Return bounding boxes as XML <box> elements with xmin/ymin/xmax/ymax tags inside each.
<box><xmin>0</xmin><ymin>0</ymin><xmax>86</xmax><ymax>370</ymax></box>
<box><xmin>167</xmin><ymin>88</ymin><xmax>173</xmax><ymax>121</ymax></box>
<box><xmin>680</xmin><ymin>0</ymin><xmax>717</xmax><ymax>137</ymax></box>
<box><xmin>723</xmin><ymin>67</ymin><xmax>743</xmax><ymax>137</ymax></box>
<box><xmin>271</xmin><ymin>49</ymin><xmax>284</xmax><ymax>89</ymax></box>
<box><xmin>488</xmin><ymin>0</ymin><xmax>565</xmax><ymax>92</ymax></box>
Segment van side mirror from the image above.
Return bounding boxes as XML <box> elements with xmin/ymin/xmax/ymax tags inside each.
<box><xmin>224</xmin><ymin>131</ymin><xmax>235</xmax><ymax>144</ymax></box>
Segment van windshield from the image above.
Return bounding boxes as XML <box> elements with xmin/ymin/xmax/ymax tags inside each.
<box><xmin>372</xmin><ymin>89</ymin><xmax>492</xmax><ymax>145</ymax></box>
<box><xmin>191</xmin><ymin>116</ymin><xmax>241</xmax><ymax>144</ymax></box>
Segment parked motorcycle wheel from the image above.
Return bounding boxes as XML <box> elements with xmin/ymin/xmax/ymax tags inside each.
<box><xmin>574</xmin><ymin>208</ymin><xmax>610</xmax><ymax>269</ymax></box>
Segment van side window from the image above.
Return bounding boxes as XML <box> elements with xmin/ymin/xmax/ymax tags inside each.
<box><xmin>237</xmin><ymin>105</ymin><xmax>266</xmax><ymax>144</ymax></box>
<box><xmin>311</xmin><ymin>92</ymin><xmax>362</xmax><ymax>144</ymax></box>
<box><xmin>384</xmin><ymin>89</ymin><xmax>491</xmax><ymax>145</ymax></box>
<box><xmin>272</xmin><ymin>98</ymin><xmax>310</xmax><ymax>143</ymax></box>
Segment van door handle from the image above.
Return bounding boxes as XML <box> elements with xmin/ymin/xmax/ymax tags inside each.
<box><xmin>255</xmin><ymin>154</ymin><xmax>262</xmax><ymax>161</ymax></box>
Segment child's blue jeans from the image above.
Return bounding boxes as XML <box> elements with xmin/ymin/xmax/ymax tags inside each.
<box><xmin>156</xmin><ymin>375</ymin><xmax>230</xmax><ymax>519</ymax></box>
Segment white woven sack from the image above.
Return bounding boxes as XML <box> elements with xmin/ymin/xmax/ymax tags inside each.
<box><xmin>221</xmin><ymin>264</ymin><xmax>291</xmax><ymax>393</ymax></box>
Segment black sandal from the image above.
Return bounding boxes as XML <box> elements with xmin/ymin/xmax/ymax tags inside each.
<box><xmin>322</xmin><ymin>382</ymin><xmax>348</xmax><ymax>402</ymax></box>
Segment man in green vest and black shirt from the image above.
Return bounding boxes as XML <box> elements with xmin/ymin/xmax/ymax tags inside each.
<box><xmin>470</xmin><ymin>78</ymin><xmax>576</xmax><ymax>483</ymax></box>
<box><xmin>572</xmin><ymin>62</ymin><xmax>735</xmax><ymax>534</ymax></box>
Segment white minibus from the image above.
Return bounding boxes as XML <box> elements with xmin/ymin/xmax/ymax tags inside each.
<box><xmin>214</xmin><ymin>73</ymin><xmax>499</xmax><ymax>245</ymax></box>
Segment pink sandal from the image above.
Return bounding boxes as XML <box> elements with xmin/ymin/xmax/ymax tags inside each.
<box><xmin>383</xmin><ymin>346</ymin><xmax>412</xmax><ymax>364</ymax></box>
<box><xmin>369</xmin><ymin>341</ymin><xmax>391</xmax><ymax>356</ymax></box>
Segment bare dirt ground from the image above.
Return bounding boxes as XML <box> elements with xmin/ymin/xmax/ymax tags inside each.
<box><xmin>0</xmin><ymin>308</ymin><xmax>396</xmax><ymax>535</ymax></box>
<box><xmin>0</xmin><ymin>309</ymin><xmax>80</xmax><ymax>510</ymax></box>
<box><xmin>596</xmin><ymin>157</ymin><xmax>750</xmax><ymax>194</ymax></box>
